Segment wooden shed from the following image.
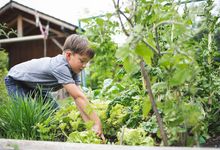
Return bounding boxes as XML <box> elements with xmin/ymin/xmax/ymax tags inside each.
<box><xmin>0</xmin><ymin>1</ymin><xmax>79</xmax><ymax>68</ymax></box>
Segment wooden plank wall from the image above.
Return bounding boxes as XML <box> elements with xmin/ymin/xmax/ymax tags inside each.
<box><xmin>2</xmin><ymin>38</ymin><xmax>64</xmax><ymax>68</ymax></box>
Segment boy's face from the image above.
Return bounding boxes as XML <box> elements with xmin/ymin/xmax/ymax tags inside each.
<box><xmin>66</xmin><ymin>51</ymin><xmax>91</xmax><ymax>74</ymax></box>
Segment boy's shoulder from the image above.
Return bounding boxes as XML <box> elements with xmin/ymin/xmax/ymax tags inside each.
<box><xmin>51</xmin><ymin>54</ymin><xmax>67</xmax><ymax>66</ymax></box>
<box><xmin>50</xmin><ymin>55</ymin><xmax>72</xmax><ymax>73</ymax></box>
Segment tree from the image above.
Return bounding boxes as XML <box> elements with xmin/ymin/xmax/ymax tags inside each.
<box><xmin>82</xmin><ymin>0</ymin><xmax>220</xmax><ymax>146</ymax></box>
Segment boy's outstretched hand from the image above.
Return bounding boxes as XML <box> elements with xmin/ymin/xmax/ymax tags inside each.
<box><xmin>92</xmin><ymin>124</ymin><xmax>106</xmax><ymax>143</ymax></box>
<box><xmin>100</xmin><ymin>134</ymin><xmax>106</xmax><ymax>143</ymax></box>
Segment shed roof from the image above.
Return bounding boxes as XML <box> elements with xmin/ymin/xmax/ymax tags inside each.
<box><xmin>0</xmin><ymin>0</ymin><xmax>80</xmax><ymax>40</ymax></box>
<box><xmin>0</xmin><ymin>1</ymin><xmax>78</xmax><ymax>30</ymax></box>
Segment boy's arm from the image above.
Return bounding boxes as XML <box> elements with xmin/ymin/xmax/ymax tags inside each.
<box><xmin>63</xmin><ymin>83</ymin><xmax>103</xmax><ymax>136</ymax></box>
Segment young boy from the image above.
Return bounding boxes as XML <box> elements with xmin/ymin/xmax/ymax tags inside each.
<box><xmin>4</xmin><ymin>34</ymin><xmax>104</xmax><ymax>139</ymax></box>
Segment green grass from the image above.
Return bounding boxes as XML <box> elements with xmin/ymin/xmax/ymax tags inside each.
<box><xmin>0</xmin><ymin>95</ymin><xmax>55</xmax><ymax>140</ymax></box>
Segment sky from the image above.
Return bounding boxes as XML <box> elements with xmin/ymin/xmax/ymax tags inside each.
<box><xmin>0</xmin><ymin>0</ymin><xmax>219</xmax><ymax>47</ymax></box>
<box><xmin>0</xmin><ymin>0</ymin><xmax>219</xmax><ymax>25</ymax></box>
<box><xmin>0</xmin><ymin>0</ymin><xmax>114</xmax><ymax>25</ymax></box>
<box><xmin>0</xmin><ymin>0</ymin><xmax>219</xmax><ymax>44</ymax></box>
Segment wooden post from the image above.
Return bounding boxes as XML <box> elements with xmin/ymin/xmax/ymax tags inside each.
<box><xmin>43</xmin><ymin>38</ymin><xmax>47</xmax><ymax>57</ymax></box>
<box><xmin>17</xmin><ymin>15</ymin><xmax>23</xmax><ymax>37</ymax></box>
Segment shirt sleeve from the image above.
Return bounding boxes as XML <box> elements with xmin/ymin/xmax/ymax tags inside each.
<box><xmin>51</xmin><ymin>65</ymin><xmax>76</xmax><ymax>84</ymax></box>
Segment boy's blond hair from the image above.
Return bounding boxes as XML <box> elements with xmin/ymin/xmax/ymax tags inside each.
<box><xmin>63</xmin><ymin>34</ymin><xmax>95</xmax><ymax>58</ymax></box>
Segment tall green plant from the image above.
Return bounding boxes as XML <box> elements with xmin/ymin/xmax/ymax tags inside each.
<box><xmin>0</xmin><ymin>95</ymin><xmax>55</xmax><ymax>139</ymax></box>
<box><xmin>73</xmin><ymin>0</ymin><xmax>220</xmax><ymax>146</ymax></box>
<box><xmin>82</xmin><ymin>16</ymin><xmax>120</xmax><ymax>89</ymax></box>
<box><xmin>193</xmin><ymin>0</ymin><xmax>220</xmax><ymax>137</ymax></box>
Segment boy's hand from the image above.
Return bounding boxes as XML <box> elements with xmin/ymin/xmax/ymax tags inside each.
<box><xmin>100</xmin><ymin>134</ymin><xmax>106</xmax><ymax>143</ymax></box>
<box><xmin>92</xmin><ymin>123</ymin><xmax>102</xmax><ymax>136</ymax></box>
<box><xmin>92</xmin><ymin>124</ymin><xmax>106</xmax><ymax>143</ymax></box>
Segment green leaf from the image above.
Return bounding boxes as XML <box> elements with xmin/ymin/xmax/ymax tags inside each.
<box><xmin>182</xmin><ymin>103</ymin><xmax>204</xmax><ymax>127</ymax></box>
<box><xmin>70</xmin><ymin>120</ymin><xmax>80</xmax><ymax>130</ymax></box>
<box><xmin>88</xmin><ymin>41</ymin><xmax>100</xmax><ymax>50</ymax></box>
<box><xmin>59</xmin><ymin>123</ymin><xmax>67</xmax><ymax>131</ymax></box>
<box><xmin>159</xmin><ymin>53</ymin><xmax>173</xmax><ymax>69</ymax></box>
<box><xmin>135</xmin><ymin>42</ymin><xmax>154</xmax><ymax>66</ymax></box>
<box><xmin>199</xmin><ymin>136</ymin><xmax>206</xmax><ymax>144</ymax></box>
<box><xmin>169</xmin><ymin>65</ymin><xmax>192</xmax><ymax>87</ymax></box>
<box><xmin>142</xmin><ymin>97</ymin><xmax>151</xmax><ymax>119</ymax></box>
<box><xmin>95</xmin><ymin>18</ymin><xmax>104</xmax><ymax>26</ymax></box>
<box><xmin>116</xmin><ymin>44</ymin><xmax>130</xmax><ymax>59</ymax></box>
<box><xmin>85</xmin><ymin>120</ymin><xmax>94</xmax><ymax>130</ymax></box>
<box><xmin>106</xmin><ymin>13</ymin><xmax>113</xmax><ymax>19</ymax></box>
<box><xmin>123</xmin><ymin>55</ymin><xmax>139</xmax><ymax>74</ymax></box>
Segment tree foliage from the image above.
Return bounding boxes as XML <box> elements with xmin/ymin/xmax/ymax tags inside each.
<box><xmin>83</xmin><ymin>0</ymin><xmax>220</xmax><ymax>146</ymax></box>
<box><xmin>0</xmin><ymin>23</ymin><xmax>10</xmax><ymax>104</ymax></box>
<box><xmin>81</xmin><ymin>16</ymin><xmax>120</xmax><ymax>89</ymax></box>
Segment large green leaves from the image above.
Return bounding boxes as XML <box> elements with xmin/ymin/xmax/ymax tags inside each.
<box><xmin>116</xmin><ymin>41</ymin><xmax>154</xmax><ymax>74</ymax></box>
<box><xmin>116</xmin><ymin>44</ymin><xmax>140</xmax><ymax>74</ymax></box>
<box><xmin>142</xmin><ymin>97</ymin><xmax>152</xmax><ymax>119</ymax></box>
<box><xmin>135</xmin><ymin>42</ymin><xmax>154</xmax><ymax>66</ymax></box>
<box><xmin>181</xmin><ymin>102</ymin><xmax>205</xmax><ymax>127</ymax></box>
<box><xmin>169</xmin><ymin>64</ymin><xmax>194</xmax><ymax>87</ymax></box>
<box><xmin>159</xmin><ymin>53</ymin><xmax>198</xmax><ymax>87</ymax></box>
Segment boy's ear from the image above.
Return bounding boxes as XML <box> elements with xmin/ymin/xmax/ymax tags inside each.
<box><xmin>64</xmin><ymin>51</ymin><xmax>72</xmax><ymax>59</ymax></box>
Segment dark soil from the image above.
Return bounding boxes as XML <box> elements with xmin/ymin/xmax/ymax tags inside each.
<box><xmin>202</xmin><ymin>136</ymin><xmax>220</xmax><ymax>147</ymax></box>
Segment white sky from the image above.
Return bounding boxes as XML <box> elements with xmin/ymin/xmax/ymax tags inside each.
<box><xmin>0</xmin><ymin>0</ymin><xmax>219</xmax><ymax>25</ymax></box>
<box><xmin>0</xmin><ymin>0</ymin><xmax>219</xmax><ymax>45</ymax></box>
<box><xmin>0</xmin><ymin>0</ymin><xmax>114</xmax><ymax>25</ymax></box>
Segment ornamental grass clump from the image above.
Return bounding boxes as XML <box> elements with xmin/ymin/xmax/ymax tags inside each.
<box><xmin>0</xmin><ymin>94</ymin><xmax>55</xmax><ymax>139</ymax></box>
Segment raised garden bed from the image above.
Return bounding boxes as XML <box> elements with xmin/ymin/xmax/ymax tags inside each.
<box><xmin>0</xmin><ymin>139</ymin><xmax>218</xmax><ymax>150</ymax></box>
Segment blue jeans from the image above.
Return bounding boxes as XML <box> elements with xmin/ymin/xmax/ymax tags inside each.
<box><xmin>4</xmin><ymin>76</ymin><xmax>59</xmax><ymax>109</ymax></box>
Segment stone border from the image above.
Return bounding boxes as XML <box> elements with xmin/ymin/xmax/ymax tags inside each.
<box><xmin>0</xmin><ymin>139</ymin><xmax>217</xmax><ymax>150</ymax></box>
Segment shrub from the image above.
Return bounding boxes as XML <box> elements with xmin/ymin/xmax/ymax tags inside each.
<box><xmin>0</xmin><ymin>50</ymin><xmax>8</xmax><ymax>104</ymax></box>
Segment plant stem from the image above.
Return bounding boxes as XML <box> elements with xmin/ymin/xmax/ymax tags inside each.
<box><xmin>119</xmin><ymin>126</ymin><xmax>125</xmax><ymax>145</ymax></box>
<box><xmin>140</xmin><ymin>59</ymin><xmax>168</xmax><ymax>146</ymax></box>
